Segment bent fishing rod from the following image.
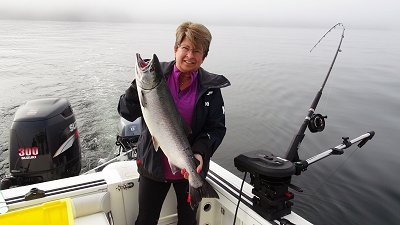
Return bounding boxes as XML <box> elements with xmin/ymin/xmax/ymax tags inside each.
<box><xmin>285</xmin><ymin>23</ymin><xmax>346</xmax><ymax>162</ymax></box>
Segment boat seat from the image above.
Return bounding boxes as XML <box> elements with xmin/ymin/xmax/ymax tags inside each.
<box><xmin>71</xmin><ymin>192</ymin><xmax>112</xmax><ymax>225</ymax></box>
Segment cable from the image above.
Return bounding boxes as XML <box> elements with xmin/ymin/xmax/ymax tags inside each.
<box><xmin>233</xmin><ymin>172</ymin><xmax>247</xmax><ymax>225</ymax></box>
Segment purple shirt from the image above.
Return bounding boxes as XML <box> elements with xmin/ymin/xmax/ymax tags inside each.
<box><xmin>163</xmin><ymin>65</ymin><xmax>198</xmax><ymax>180</ymax></box>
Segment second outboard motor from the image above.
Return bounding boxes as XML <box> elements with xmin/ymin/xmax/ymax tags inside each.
<box><xmin>0</xmin><ymin>98</ymin><xmax>81</xmax><ymax>189</ymax></box>
<box><xmin>115</xmin><ymin>117</ymin><xmax>142</xmax><ymax>159</ymax></box>
<box><xmin>89</xmin><ymin>117</ymin><xmax>142</xmax><ymax>173</ymax></box>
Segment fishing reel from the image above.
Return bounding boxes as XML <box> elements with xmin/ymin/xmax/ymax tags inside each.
<box><xmin>308</xmin><ymin>113</ymin><xmax>327</xmax><ymax>133</ymax></box>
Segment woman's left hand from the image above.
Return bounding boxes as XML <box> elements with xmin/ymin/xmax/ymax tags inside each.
<box><xmin>181</xmin><ymin>154</ymin><xmax>203</xmax><ymax>179</ymax></box>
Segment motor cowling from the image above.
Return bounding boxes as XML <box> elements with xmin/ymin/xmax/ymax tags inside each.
<box><xmin>1</xmin><ymin>98</ymin><xmax>81</xmax><ymax>189</ymax></box>
<box><xmin>115</xmin><ymin>117</ymin><xmax>141</xmax><ymax>159</ymax></box>
<box><xmin>118</xmin><ymin>117</ymin><xmax>141</xmax><ymax>142</ymax></box>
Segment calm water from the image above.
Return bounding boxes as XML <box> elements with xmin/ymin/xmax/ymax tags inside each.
<box><xmin>1</xmin><ymin>20</ymin><xmax>399</xmax><ymax>225</ymax></box>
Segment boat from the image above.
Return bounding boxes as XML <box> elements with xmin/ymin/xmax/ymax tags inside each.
<box><xmin>0</xmin><ymin>24</ymin><xmax>375</xmax><ymax>225</ymax></box>
<box><xmin>0</xmin><ymin>97</ymin><xmax>311</xmax><ymax>224</ymax></box>
<box><xmin>0</xmin><ymin>98</ymin><xmax>374</xmax><ymax>225</ymax></box>
<box><xmin>0</xmin><ymin>97</ymin><xmax>311</xmax><ymax>225</ymax></box>
<box><xmin>0</xmin><ymin>152</ymin><xmax>313</xmax><ymax>225</ymax></box>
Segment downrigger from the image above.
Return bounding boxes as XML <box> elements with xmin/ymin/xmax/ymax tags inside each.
<box><xmin>233</xmin><ymin>23</ymin><xmax>375</xmax><ymax>222</ymax></box>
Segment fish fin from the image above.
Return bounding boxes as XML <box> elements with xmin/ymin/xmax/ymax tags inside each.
<box><xmin>152</xmin><ymin>136</ymin><xmax>160</xmax><ymax>151</ymax></box>
<box><xmin>140</xmin><ymin>90</ymin><xmax>146</xmax><ymax>108</ymax></box>
<box><xmin>188</xmin><ymin>180</ymin><xmax>219</xmax><ymax>210</ymax></box>
<box><xmin>169</xmin><ymin>162</ymin><xmax>180</xmax><ymax>175</ymax></box>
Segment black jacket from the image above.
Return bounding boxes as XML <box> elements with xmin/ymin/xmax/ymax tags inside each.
<box><xmin>117</xmin><ymin>61</ymin><xmax>230</xmax><ymax>181</ymax></box>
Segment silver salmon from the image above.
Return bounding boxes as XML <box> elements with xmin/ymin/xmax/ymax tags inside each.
<box><xmin>134</xmin><ymin>53</ymin><xmax>219</xmax><ymax>209</ymax></box>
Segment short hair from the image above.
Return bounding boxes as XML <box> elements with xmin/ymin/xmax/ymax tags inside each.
<box><xmin>175</xmin><ymin>21</ymin><xmax>212</xmax><ymax>59</ymax></box>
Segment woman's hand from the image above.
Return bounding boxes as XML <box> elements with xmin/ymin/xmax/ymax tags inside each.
<box><xmin>181</xmin><ymin>154</ymin><xmax>203</xmax><ymax>179</ymax></box>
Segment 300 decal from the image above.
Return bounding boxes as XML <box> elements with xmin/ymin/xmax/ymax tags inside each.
<box><xmin>18</xmin><ymin>147</ymin><xmax>39</xmax><ymax>157</ymax></box>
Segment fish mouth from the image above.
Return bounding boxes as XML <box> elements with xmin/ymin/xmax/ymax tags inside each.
<box><xmin>135</xmin><ymin>53</ymin><xmax>161</xmax><ymax>71</ymax></box>
<box><xmin>136</xmin><ymin>53</ymin><xmax>150</xmax><ymax>70</ymax></box>
<box><xmin>135</xmin><ymin>53</ymin><xmax>151</xmax><ymax>77</ymax></box>
<box><xmin>135</xmin><ymin>53</ymin><xmax>162</xmax><ymax>90</ymax></box>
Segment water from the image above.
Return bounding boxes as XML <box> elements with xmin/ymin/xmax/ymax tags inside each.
<box><xmin>1</xmin><ymin>20</ymin><xmax>399</xmax><ymax>225</ymax></box>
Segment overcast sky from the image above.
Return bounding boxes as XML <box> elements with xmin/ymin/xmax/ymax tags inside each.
<box><xmin>0</xmin><ymin>0</ymin><xmax>399</xmax><ymax>29</ymax></box>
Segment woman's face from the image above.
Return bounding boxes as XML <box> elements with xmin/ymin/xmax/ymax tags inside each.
<box><xmin>174</xmin><ymin>37</ymin><xmax>205</xmax><ymax>73</ymax></box>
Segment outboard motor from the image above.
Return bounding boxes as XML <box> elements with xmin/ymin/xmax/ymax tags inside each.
<box><xmin>115</xmin><ymin>117</ymin><xmax>142</xmax><ymax>159</ymax></box>
<box><xmin>0</xmin><ymin>98</ymin><xmax>81</xmax><ymax>189</ymax></box>
<box><xmin>89</xmin><ymin>117</ymin><xmax>142</xmax><ymax>173</ymax></box>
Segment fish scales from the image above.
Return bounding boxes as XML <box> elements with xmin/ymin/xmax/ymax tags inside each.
<box><xmin>134</xmin><ymin>53</ymin><xmax>219</xmax><ymax>209</ymax></box>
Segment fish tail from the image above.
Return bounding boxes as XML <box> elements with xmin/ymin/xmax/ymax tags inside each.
<box><xmin>188</xmin><ymin>180</ymin><xmax>219</xmax><ymax>210</ymax></box>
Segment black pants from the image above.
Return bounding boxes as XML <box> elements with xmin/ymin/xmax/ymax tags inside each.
<box><xmin>135</xmin><ymin>175</ymin><xmax>197</xmax><ymax>225</ymax></box>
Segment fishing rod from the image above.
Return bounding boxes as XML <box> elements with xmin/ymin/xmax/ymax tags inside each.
<box><xmin>234</xmin><ymin>23</ymin><xmax>375</xmax><ymax>223</ymax></box>
<box><xmin>285</xmin><ymin>23</ymin><xmax>345</xmax><ymax>162</ymax></box>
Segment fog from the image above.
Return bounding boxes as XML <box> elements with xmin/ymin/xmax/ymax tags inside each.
<box><xmin>0</xmin><ymin>0</ymin><xmax>399</xmax><ymax>29</ymax></box>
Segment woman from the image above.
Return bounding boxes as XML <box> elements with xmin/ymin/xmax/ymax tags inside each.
<box><xmin>117</xmin><ymin>21</ymin><xmax>230</xmax><ymax>225</ymax></box>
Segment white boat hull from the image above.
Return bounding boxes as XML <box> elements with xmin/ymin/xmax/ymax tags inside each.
<box><xmin>0</xmin><ymin>160</ymin><xmax>312</xmax><ymax>225</ymax></box>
